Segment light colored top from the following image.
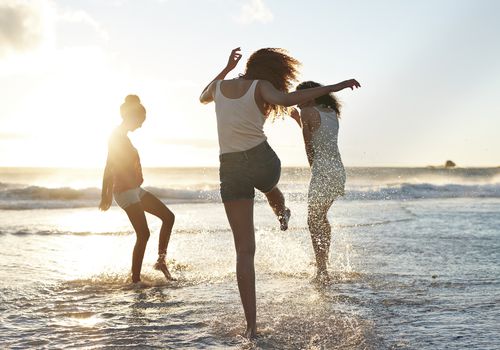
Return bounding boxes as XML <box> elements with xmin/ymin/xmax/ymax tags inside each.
<box><xmin>311</xmin><ymin>107</ymin><xmax>345</xmax><ymax>176</ymax></box>
<box><xmin>214</xmin><ymin>80</ymin><xmax>267</xmax><ymax>154</ymax></box>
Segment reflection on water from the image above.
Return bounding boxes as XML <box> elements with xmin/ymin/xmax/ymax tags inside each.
<box><xmin>1</xmin><ymin>199</ymin><xmax>499</xmax><ymax>349</ymax></box>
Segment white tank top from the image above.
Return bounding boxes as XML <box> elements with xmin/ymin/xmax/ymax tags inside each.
<box><xmin>214</xmin><ymin>80</ymin><xmax>267</xmax><ymax>154</ymax></box>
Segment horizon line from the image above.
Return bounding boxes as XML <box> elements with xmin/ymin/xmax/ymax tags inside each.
<box><xmin>0</xmin><ymin>165</ymin><xmax>499</xmax><ymax>170</ymax></box>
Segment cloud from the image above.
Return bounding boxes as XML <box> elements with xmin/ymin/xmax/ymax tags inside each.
<box><xmin>236</xmin><ymin>0</ymin><xmax>274</xmax><ymax>24</ymax></box>
<box><xmin>0</xmin><ymin>0</ymin><xmax>49</xmax><ymax>55</ymax></box>
<box><xmin>58</xmin><ymin>9</ymin><xmax>109</xmax><ymax>41</ymax></box>
<box><xmin>0</xmin><ymin>0</ymin><xmax>108</xmax><ymax>58</ymax></box>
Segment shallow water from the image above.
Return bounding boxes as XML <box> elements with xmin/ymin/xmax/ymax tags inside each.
<box><xmin>1</xmin><ymin>168</ymin><xmax>499</xmax><ymax>349</ymax></box>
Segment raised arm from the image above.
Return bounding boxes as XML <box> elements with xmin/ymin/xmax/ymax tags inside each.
<box><xmin>259</xmin><ymin>79</ymin><xmax>361</xmax><ymax>107</ymax></box>
<box><xmin>199</xmin><ymin>47</ymin><xmax>243</xmax><ymax>104</ymax></box>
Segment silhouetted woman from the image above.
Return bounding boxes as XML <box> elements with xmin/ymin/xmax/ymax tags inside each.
<box><xmin>200</xmin><ymin>47</ymin><xmax>360</xmax><ymax>338</ymax></box>
<box><xmin>291</xmin><ymin>81</ymin><xmax>356</xmax><ymax>283</ymax></box>
<box><xmin>99</xmin><ymin>95</ymin><xmax>175</xmax><ymax>284</ymax></box>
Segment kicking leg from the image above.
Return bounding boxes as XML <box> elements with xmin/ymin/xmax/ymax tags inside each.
<box><xmin>140</xmin><ymin>192</ymin><xmax>175</xmax><ymax>280</ymax></box>
<box><xmin>264</xmin><ymin>187</ymin><xmax>291</xmax><ymax>231</ymax></box>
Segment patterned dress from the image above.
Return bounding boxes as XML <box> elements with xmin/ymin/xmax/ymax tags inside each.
<box><xmin>308</xmin><ymin>107</ymin><xmax>346</xmax><ymax>207</ymax></box>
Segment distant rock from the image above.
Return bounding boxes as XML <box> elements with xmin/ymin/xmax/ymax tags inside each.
<box><xmin>427</xmin><ymin>160</ymin><xmax>458</xmax><ymax>168</ymax></box>
<box><xmin>444</xmin><ymin>160</ymin><xmax>456</xmax><ymax>168</ymax></box>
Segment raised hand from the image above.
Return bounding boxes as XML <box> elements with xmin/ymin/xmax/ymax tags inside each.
<box><xmin>340</xmin><ymin>79</ymin><xmax>361</xmax><ymax>90</ymax></box>
<box><xmin>225</xmin><ymin>47</ymin><xmax>242</xmax><ymax>72</ymax></box>
<box><xmin>200</xmin><ymin>47</ymin><xmax>243</xmax><ymax>103</ymax></box>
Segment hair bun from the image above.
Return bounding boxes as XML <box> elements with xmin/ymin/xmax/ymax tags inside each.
<box><xmin>124</xmin><ymin>94</ymin><xmax>140</xmax><ymax>105</ymax></box>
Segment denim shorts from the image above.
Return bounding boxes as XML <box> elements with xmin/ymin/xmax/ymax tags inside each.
<box><xmin>114</xmin><ymin>187</ymin><xmax>148</xmax><ymax>209</ymax></box>
<box><xmin>219</xmin><ymin>141</ymin><xmax>281</xmax><ymax>202</ymax></box>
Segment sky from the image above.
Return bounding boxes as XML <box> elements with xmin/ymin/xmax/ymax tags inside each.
<box><xmin>1</xmin><ymin>0</ymin><xmax>499</xmax><ymax>168</ymax></box>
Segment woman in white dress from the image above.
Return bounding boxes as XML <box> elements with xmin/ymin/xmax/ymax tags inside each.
<box><xmin>292</xmin><ymin>80</ymin><xmax>359</xmax><ymax>283</ymax></box>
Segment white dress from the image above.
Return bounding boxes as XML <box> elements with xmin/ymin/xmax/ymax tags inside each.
<box><xmin>308</xmin><ymin>107</ymin><xmax>346</xmax><ymax>207</ymax></box>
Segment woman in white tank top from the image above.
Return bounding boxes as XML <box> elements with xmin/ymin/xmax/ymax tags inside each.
<box><xmin>292</xmin><ymin>81</ymin><xmax>359</xmax><ymax>284</ymax></box>
<box><xmin>200</xmin><ymin>48</ymin><xmax>360</xmax><ymax>338</ymax></box>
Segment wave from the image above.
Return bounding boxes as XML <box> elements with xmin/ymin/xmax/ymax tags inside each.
<box><xmin>344</xmin><ymin>183</ymin><xmax>500</xmax><ymax>200</ymax></box>
<box><xmin>1</xmin><ymin>182</ymin><xmax>499</xmax><ymax>210</ymax></box>
<box><xmin>0</xmin><ymin>183</ymin><xmax>220</xmax><ymax>210</ymax></box>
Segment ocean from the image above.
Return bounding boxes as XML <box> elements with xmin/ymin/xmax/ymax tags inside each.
<box><xmin>1</xmin><ymin>167</ymin><xmax>499</xmax><ymax>349</ymax></box>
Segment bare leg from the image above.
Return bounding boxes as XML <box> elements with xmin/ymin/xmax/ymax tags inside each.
<box><xmin>124</xmin><ymin>203</ymin><xmax>150</xmax><ymax>283</ymax></box>
<box><xmin>307</xmin><ymin>200</ymin><xmax>334</xmax><ymax>281</ymax></box>
<box><xmin>264</xmin><ymin>187</ymin><xmax>291</xmax><ymax>231</ymax></box>
<box><xmin>140</xmin><ymin>192</ymin><xmax>176</xmax><ymax>280</ymax></box>
<box><xmin>322</xmin><ymin>215</ymin><xmax>332</xmax><ymax>261</ymax></box>
<box><xmin>224</xmin><ymin>199</ymin><xmax>256</xmax><ymax>339</ymax></box>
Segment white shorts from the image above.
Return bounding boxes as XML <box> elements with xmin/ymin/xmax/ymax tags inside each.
<box><xmin>114</xmin><ymin>187</ymin><xmax>148</xmax><ymax>209</ymax></box>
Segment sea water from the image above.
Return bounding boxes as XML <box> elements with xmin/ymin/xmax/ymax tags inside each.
<box><xmin>1</xmin><ymin>167</ymin><xmax>499</xmax><ymax>349</ymax></box>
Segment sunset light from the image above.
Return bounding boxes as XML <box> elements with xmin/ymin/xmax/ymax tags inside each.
<box><xmin>1</xmin><ymin>1</ymin><xmax>499</xmax><ymax>349</ymax></box>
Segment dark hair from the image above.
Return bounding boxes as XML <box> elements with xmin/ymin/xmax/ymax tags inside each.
<box><xmin>296</xmin><ymin>81</ymin><xmax>341</xmax><ymax>117</ymax></box>
<box><xmin>120</xmin><ymin>94</ymin><xmax>146</xmax><ymax>120</ymax></box>
<box><xmin>241</xmin><ymin>48</ymin><xmax>300</xmax><ymax>118</ymax></box>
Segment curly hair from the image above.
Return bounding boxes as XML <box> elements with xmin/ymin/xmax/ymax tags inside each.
<box><xmin>296</xmin><ymin>81</ymin><xmax>341</xmax><ymax>117</ymax></box>
<box><xmin>241</xmin><ymin>48</ymin><xmax>300</xmax><ymax>118</ymax></box>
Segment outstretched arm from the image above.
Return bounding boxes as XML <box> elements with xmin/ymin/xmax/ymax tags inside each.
<box><xmin>199</xmin><ymin>47</ymin><xmax>243</xmax><ymax>104</ymax></box>
<box><xmin>259</xmin><ymin>79</ymin><xmax>361</xmax><ymax>107</ymax></box>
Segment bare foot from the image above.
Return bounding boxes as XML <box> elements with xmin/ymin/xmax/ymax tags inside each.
<box><xmin>154</xmin><ymin>260</ymin><xmax>176</xmax><ymax>281</ymax></box>
<box><xmin>244</xmin><ymin>326</ymin><xmax>257</xmax><ymax>339</ymax></box>
<box><xmin>278</xmin><ymin>208</ymin><xmax>291</xmax><ymax>231</ymax></box>
<box><xmin>131</xmin><ymin>280</ymin><xmax>153</xmax><ymax>288</ymax></box>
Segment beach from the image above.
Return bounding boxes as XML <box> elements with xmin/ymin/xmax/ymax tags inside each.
<box><xmin>1</xmin><ymin>167</ymin><xmax>499</xmax><ymax>349</ymax></box>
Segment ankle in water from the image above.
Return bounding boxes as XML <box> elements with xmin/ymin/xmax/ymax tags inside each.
<box><xmin>278</xmin><ymin>208</ymin><xmax>291</xmax><ymax>231</ymax></box>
